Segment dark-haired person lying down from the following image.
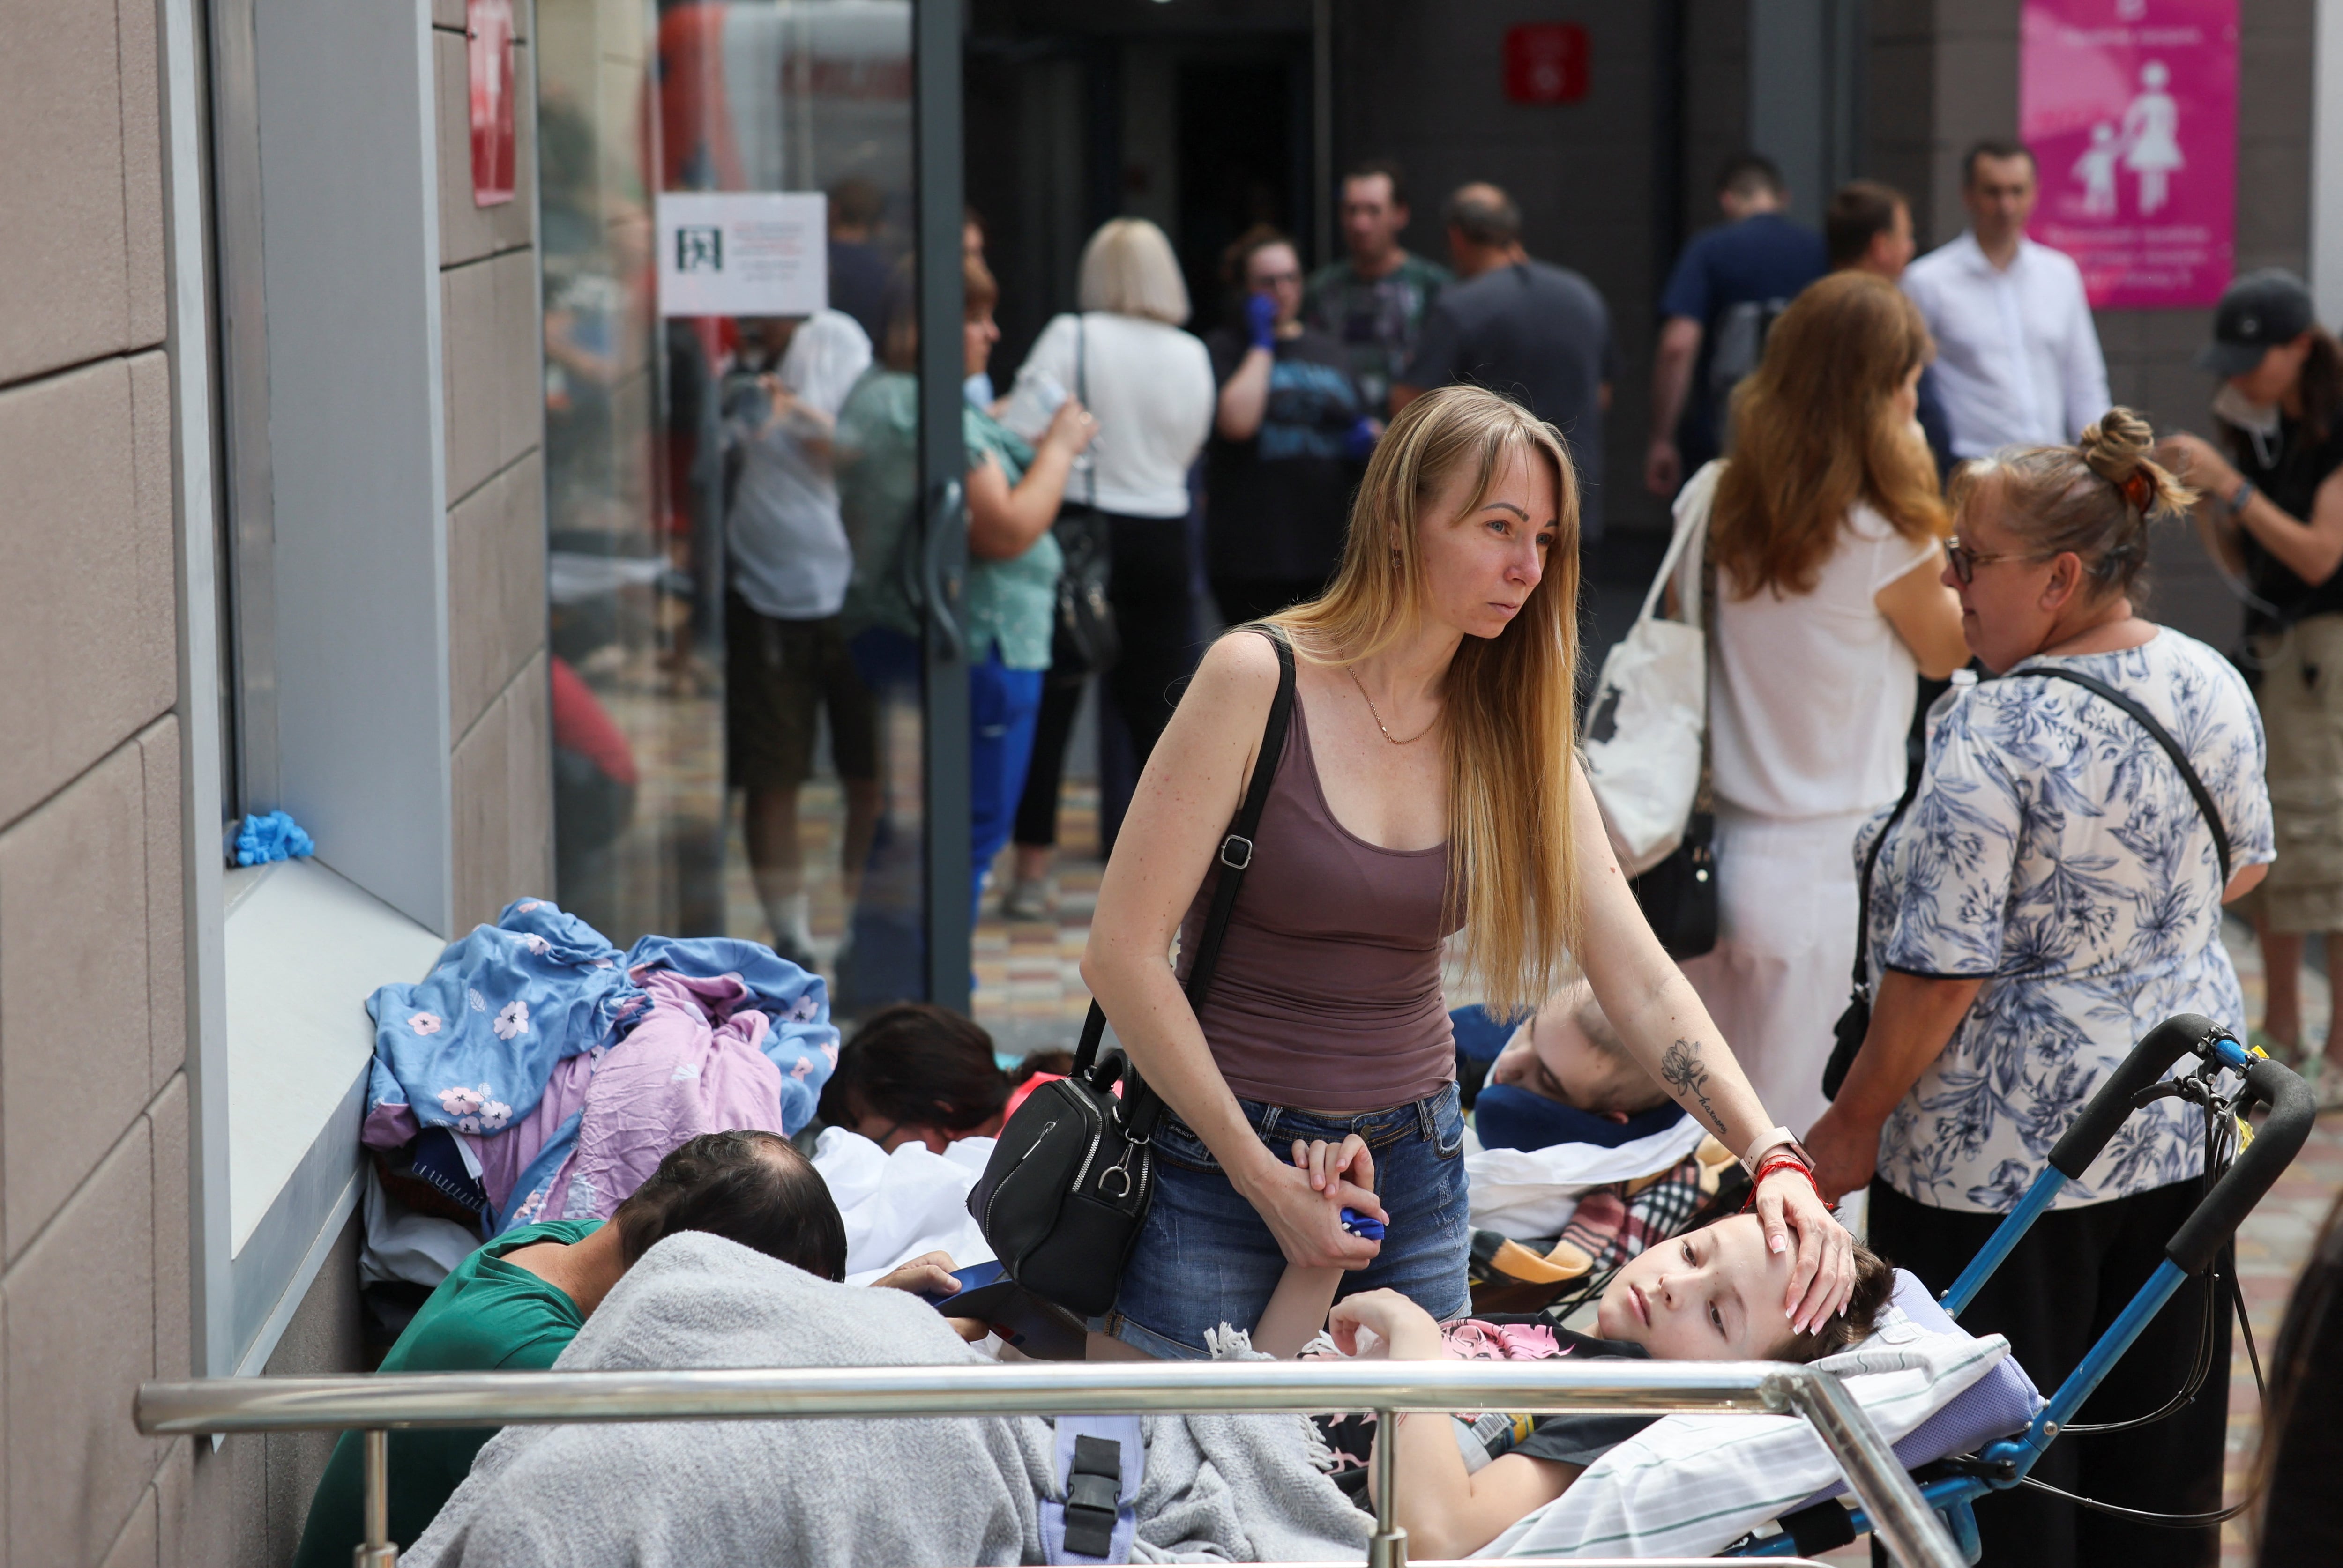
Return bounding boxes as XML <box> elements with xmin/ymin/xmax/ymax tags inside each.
<box><xmin>295</xmin><ymin>1130</ymin><xmax>988</xmax><ymax>1568</ymax></box>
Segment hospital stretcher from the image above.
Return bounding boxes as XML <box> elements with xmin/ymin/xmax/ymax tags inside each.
<box><xmin>130</xmin><ymin>1014</ymin><xmax>2307</xmax><ymax>1568</ymax></box>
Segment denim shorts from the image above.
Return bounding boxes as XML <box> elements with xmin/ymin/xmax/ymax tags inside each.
<box><xmin>1098</xmin><ymin>1083</ymin><xmax>1470</xmax><ymax>1360</ymax></box>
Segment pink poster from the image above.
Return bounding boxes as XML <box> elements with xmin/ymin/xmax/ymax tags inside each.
<box><xmin>2020</xmin><ymin>0</ymin><xmax>2238</xmax><ymax>308</ymax></box>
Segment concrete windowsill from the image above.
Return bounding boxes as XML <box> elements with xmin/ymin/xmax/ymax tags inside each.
<box><xmin>222</xmin><ymin>857</ymin><xmax>445</xmax><ymax>1371</ymax></box>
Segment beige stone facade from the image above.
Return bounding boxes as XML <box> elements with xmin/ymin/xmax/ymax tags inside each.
<box><xmin>0</xmin><ymin>0</ymin><xmax>548</xmax><ymax>1560</ymax></box>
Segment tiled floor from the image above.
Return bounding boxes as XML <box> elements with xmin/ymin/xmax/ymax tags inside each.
<box><xmin>2212</xmin><ymin>922</ymin><xmax>2336</xmax><ymax>1567</ymax></box>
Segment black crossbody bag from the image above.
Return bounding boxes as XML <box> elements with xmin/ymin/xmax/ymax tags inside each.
<box><xmin>967</xmin><ymin>627</ymin><xmax>1297</xmax><ymax>1315</ymax></box>
<box><xmin>1822</xmin><ymin>664</ymin><xmax>2233</xmax><ymax>1100</ymax></box>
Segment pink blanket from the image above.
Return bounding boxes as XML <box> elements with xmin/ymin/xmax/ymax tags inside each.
<box><xmin>476</xmin><ymin>969</ymin><xmax>791</xmax><ymax>1226</ymax></box>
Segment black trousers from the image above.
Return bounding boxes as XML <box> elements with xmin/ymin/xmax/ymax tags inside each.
<box><xmin>1013</xmin><ymin>673</ymin><xmax>1087</xmax><ymax>849</ymax></box>
<box><xmin>1865</xmin><ymin>1178</ymin><xmax>2229</xmax><ymax>1568</ymax></box>
<box><xmin>1015</xmin><ymin>513</ymin><xmax>1201</xmax><ymax>851</ymax></box>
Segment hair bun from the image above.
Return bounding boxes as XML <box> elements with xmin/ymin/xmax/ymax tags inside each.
<box><xmin>2080</xmin><ymin>406</ymin><xmax>2155</xmax><ymax>485</ymax></box>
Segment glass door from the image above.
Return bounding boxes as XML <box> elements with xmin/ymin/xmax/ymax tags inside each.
<box><xmin>537</xmin><ymin>0</ymin><xmax>969</xmax><ymax>1015</ymax></box>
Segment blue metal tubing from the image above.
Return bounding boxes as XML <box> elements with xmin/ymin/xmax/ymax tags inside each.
<box><xmin>1938</xmin><ymin>1169</ymin><xmax>2068</xmax><ymax>1319</ymax></box>
<box><xmin>2031</xmin><ymin>1257</ymin><xmax>2191</xmax><ymax>1440</ymax></box>
<box><xmin>1938</xmin><ymin>1029</ymin><xmax>2248</xmax><ymax>1321</ymax></box>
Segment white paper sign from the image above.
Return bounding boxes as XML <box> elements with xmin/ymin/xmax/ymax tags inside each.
<box><xmin>655</xmin><ymin>191</ymin><xmax>828</xmax><ymax>318</ymax></box>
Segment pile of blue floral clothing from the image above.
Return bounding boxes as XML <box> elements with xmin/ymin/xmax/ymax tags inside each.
<box><xmin>362</xmin><ymin>898</ymin><xmax>838</xmax><ymax>1238</ymax></box>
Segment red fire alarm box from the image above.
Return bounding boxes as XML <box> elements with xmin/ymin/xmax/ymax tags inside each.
<box><xmin>1503</xmin><ymin>23</ymin><xmax>1589</xmax><ymax>105</ymax></box>
<box><xmin>469</xmin><ymin>0</ymin><xmax>516</xmax><ymax>206</ymax></box>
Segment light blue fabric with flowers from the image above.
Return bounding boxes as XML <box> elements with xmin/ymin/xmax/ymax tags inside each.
<box><xmin>365</xmin><ymin>899</ymin><xmax>838</xmax><ymax>1144</ymax></box>
<box><xmin>1858</xmin><ymin>632</ymin><xmax>2273</xmax><ymax>1214</ymax></box>
<box><xmin>366</xmin><ymin>899</ymin><xmax>644</xmax><ymax>1137</ymax></box>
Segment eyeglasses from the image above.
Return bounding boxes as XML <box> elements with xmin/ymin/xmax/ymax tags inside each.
<box><xmin>1944</xmin><ymin>538</ymin><xmax>2052</xmax><ymax>586</ymax></box>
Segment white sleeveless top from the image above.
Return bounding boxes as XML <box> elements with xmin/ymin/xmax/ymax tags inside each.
<box><xmin>1708</xmin><ymin>503</ymin><xmax>1940</xmax><ymax>820</ymax></box>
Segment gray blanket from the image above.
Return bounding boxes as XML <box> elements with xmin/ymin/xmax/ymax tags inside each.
<box><xmin>402</xmin><ymin>1233</ymin><xmax>1366</xmax><ymax>1567</ymax></box>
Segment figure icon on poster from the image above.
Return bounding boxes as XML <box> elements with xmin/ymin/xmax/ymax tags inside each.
<box><xmin>2121</xmin><ymin>59</ymin><xmax>2183</xmax><ymax>216</ymax></box>
<box><xmin>2073</xmin><ymin>123</ymin><xmax>2120</xmax><ymax>218</ymax></box>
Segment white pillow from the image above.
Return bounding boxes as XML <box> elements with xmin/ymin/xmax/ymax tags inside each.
<box><xmin>1478</xmin><ymin>1306</ymin><xmax>2010</xmax><ymax>1560</ymax></box>
<box><xmin>811</xmin><ymin>1127</ymin><xmax>997</xmax><ymax>1284</ymax></box>
<box><xmin>1465</xmin><ymin>1115</ymin><xmax>1711</xmax><ymax>1237</ymax></box>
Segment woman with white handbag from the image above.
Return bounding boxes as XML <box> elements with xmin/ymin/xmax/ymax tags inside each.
<box><xmin>1594</xmin><ymin>274</ymin><xmax>1965</xmax><ymax>1140</ymax></box>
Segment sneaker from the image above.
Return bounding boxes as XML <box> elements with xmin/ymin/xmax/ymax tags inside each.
<box><xmin>771</xmin><ymin>932</ymin><xmax>821</xmax><ymax>973</ymax></box>
<box><xmin>999</xmin><ymin>878</ymin><xmax>1053</xmax><ymax>922</ymax></box>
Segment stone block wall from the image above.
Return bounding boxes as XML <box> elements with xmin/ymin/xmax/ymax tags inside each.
<box><xmin>0</xmin><ymin>0</ymin><xmax>198</xmax><ymax>1561</ymax></box>
<box><xmin>436</xmin><ymin>1</ymin><xmax>553</xmax><ymax>929</ymax></box>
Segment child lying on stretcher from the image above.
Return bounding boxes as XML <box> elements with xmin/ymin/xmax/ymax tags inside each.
<box><xmin>1254</xmin><ymin>1137</ymin><xmax>1894</xmax><ymax>1560</ymax></box>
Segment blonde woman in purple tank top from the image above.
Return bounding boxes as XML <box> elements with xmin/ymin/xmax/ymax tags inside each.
<box><xmin>1082</xmin><ymin>384</ymin><xmax>1857</xmax><ymax>1361</ymax></box>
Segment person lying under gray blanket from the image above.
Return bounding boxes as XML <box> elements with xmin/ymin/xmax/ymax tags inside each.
<box><xmin>402</xmin><ymin>1230</ymin><xmax>1370</xmax><ymax>1567</ymax></box>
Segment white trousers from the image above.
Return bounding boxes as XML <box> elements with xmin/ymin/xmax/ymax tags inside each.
<box><xmin>1677</xmin><ymin>804</ymin><xmax>1870</xmax><ymax>1139</ymax></box>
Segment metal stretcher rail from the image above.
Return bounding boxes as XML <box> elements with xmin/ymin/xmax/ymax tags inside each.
<box><xmin>135</xmin><ymin>1358</ymin><xmax>1964</xmax><ymax>1568</ymax></box>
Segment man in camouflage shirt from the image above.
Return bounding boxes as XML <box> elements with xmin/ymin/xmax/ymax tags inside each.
<box><xmin>1303</xmin><ymin>160</ymin><xmax>1451</xmax><ymax>417</ymax></box>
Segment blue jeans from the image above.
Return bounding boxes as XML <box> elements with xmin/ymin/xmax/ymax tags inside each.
<box><xmin>1100</xmin><ymin>1084</ymin><xmax>1470</xmax><ymax>1360</ymax></box>
<box><xmin>969</xmin><ymin>651</ymin><xmax>1043</xmax><ymax>919</ymax></box>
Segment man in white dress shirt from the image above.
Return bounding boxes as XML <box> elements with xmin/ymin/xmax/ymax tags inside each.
<box><xmin>1901</xmin><ymin>140</ymin><xmax>2110</xmax><ymax>458</ymax></box>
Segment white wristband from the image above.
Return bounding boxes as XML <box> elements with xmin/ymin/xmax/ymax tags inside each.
<box><xmin>1740</xmin><ymin>1126</ymin><xmax>1798</xmax><ymax>1175</ymax></box>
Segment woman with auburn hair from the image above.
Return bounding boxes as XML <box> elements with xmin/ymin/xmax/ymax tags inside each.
<box><xmin>1678</xmin><ymin>271</ymin><xmax>1967</xmax><ymax>1141</ymax></box>
<box><xmin>1081</xmin><ymin>384</ymin><xmax>1856</xmax><ymax>1361</ymax></box>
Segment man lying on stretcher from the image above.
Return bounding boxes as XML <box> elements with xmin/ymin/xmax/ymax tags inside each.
<box><xmin>1254</xmin><ymin>1136</ymin><xmax>1895</xmax><ymax>1559</ymax></box>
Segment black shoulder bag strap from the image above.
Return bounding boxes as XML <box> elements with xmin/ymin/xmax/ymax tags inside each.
<box><xmin>1850</xmin><ymin>752</ymin><xmax>1926</xmax><ymax>1002</ymax></box>
<box><xmin>1071</xmin><ymin>625</ymin><xmax>1298</xmax><ymax>1140</ymax></box>
<box><xmin>2009</xmin><ymin>664</ymin><xmax>2233</xmax><ymax>886</ymax></box>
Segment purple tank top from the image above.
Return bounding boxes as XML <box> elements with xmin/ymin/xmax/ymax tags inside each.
<box><xmin>1175</xmin><ymin>691</ymin><xmax>1460</xmax><ymax>1114</ymax></box>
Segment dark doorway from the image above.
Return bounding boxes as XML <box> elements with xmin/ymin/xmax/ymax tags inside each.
<box><xmin>1174</xmin><ymin>56</ymin><xmax>1307</xmax><ymax>336</ymax></box>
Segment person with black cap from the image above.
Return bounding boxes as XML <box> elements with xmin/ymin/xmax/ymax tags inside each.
<box><xmin>2161</xmin><ymin>267</ymin><xmax>2343</xmax><ymax>1108</ymax></box>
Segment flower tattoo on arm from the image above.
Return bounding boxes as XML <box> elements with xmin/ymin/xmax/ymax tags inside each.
<box><xmin>1659</xmin><ymin>1039</ymin><xmax>1728</xmax><ymax>1137</ymax></box>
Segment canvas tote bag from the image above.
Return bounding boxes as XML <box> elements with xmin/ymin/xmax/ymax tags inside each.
<box><xmin>1582</xmin><ymin>460</ymin><xmax>1722</xmax><ymax>875</ymax></box>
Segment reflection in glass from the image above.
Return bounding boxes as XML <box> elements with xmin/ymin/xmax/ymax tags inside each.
<box><xmin>538</xmin><ymin>0</ymin><xmax>919</xmax><ymax>1019</ymax></box>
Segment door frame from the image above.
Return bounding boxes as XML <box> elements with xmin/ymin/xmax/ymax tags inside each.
<box><xmin>914</xmin><ymin>0</ymin><xmax>973</xmax><ymax>1011</ymax></box>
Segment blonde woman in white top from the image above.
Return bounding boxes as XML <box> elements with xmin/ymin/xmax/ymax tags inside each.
<box><xmin>1680</xmin><ymin>272</ymin><xmax>1968</xmax><ymax>1136</ymax></box>
<box><xmin>1001</xmin><ymin>219</ymin><xmax>1217</xmax><ymax>912</ymax></box>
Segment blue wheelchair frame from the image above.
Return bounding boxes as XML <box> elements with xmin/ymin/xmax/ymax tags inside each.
<box><xmin>1727</xmin><ymin>1013</ymin><xmax>2317</xmax><ymax>1562</ymax></box>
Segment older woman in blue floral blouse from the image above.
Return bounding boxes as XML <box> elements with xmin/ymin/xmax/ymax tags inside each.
<box><xmin>1806</xmin><ymin>409</ymin><xmax>2272</xmax><ymax>1568</ymax></box>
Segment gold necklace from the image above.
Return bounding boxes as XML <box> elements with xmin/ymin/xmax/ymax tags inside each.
<box><xmin>1346</xmin><ymin>664</ymin><xmax>1439</xmax><ymax>745</ymax></box>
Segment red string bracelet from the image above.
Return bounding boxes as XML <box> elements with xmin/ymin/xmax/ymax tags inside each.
<box><xmin>1743</xmin><ymin>1153</ymin><xmax>1836</xmax><ymax>1212</ymax></box>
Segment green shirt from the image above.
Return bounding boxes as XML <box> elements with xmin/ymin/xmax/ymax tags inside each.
<box><xmin>1301</xmin><ymin>251</ymin><xmax>1452</xmax><ymax>415</ymax></box>
<box><xmin>291</xmin><ymin>1219</ymin><xmax>601</xmax><ymax>1568</ymax></box>
<box><xmin>837</xmin><ymin>369</ymin><xmax>1063</xmax><ymax>670</ymax></box>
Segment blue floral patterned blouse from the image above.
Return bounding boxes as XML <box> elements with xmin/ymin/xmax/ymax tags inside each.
<box><xmin>1858</xmin><ymin>632</ymin><xmax>2274</xmax><ymax>1213</ymax></box>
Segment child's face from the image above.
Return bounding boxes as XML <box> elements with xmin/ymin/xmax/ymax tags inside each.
<box><xmin>1595</xmin><ymin>1216</ymin><xmax>1800</xmax><ymax>1360</ymax></box>
<box><xmin>1502</xmin><ymin>1013</ymin><xmax>1650</xmax><ymax>1122</ymax></box>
